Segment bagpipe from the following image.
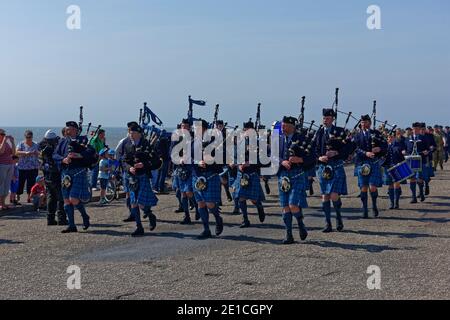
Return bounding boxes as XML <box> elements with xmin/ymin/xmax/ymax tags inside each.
<box><xmin>370</xmin><ymin>100</ymin><xmax>388</xmax><ymax>159</ymax></box>
<box><xmin>137</xmin><ymin>102</ymin><xmax>165</xmax><ymax>170</ymax></box>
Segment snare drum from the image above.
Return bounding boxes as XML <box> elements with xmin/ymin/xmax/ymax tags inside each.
<box><xmin>387</xmin><ymin>160</ymin><xmax>415</xmax><ymax>183</ymax></box>
<box><xmin>405</xmin><ymin>155</ymin><xmax>422</xmax><ymax>173</ymax></box>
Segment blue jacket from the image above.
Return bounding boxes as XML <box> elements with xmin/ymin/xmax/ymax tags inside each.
<box><xmin>405</xmin><ymin>134</ymin><xmax>430</xmax><ymax>161</ymax></box>
<box><xmin>313</xmin><ymin>125</ymin><xmax>353</xmax><ymax>164</ymax></box>
<box><xmin>352</xmin><ymin>129</ymin><xmax>388</xmax><ymax>165</ymax></box>
<box><xmin>279</xmin><ymin>131</ymin><xmax>316</xmax><ymax>173</ymax></box>
<box><xmin>383</xmin><ymin>138</ymin><xmax>406</xmax><ymax>168</ymax></box>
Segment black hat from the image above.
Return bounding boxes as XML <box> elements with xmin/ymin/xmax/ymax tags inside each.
<box><xmin>66</xmin><ymin>121</ymin><xmax>79</xmax><ymax>129</ymax></box>
<box><xmin>282</xmin><ymin>116</ymin><xmax>297</xmax><ymax>126</ymax></box>
<box><xmin>421</xmin><ymin>123</ymin><xmax>427</xmax><ymax>129</ymax></box>
<box><xmin>129</xmin><ymin>124</ymin><xmax>142</xmax><ymax>133</ymax></box>
<box><xmin>428</xmin><ymin>126</ymin><xmax>433</xmax><ymax>130</ymax></box>
<box><xmin>201</xmin><ymin>119</ymin><xmax>209</xmax><ymax>130</ymax></box>
<box><xmin>405</xmin><ymin>127</ymin><xmax>412</xmax><ymax>131</ymax></box>
<box><xmin>322</xmin><ymin>108</ymin><xmax>336</xmax><ymax>117</ymax></box>
<box><xmin>243</xmin><ymin>121</ymin><xmax>255</xmax><ymax>129</ymax></box>
<box><xmin>412</xmin><ymin>122</ymin><xmax>421</xmax><ymax>128</ymax></box>
<box><xmin>434</xmin><ymin>124</ymin><xmax>440</xmax><ymax>129</ymax></box>
<box><xmin>181</xmin><ymin>118</ymin><xmax>190</xmax><ymax>125</ymax></box>
<box><xmin>216</xmin><ymin>120</ymin><xmax>224</xmax><ymax>126</ymax></box>
<box><xmin>361</xmin><ymin>115</ymin><xmax>372</xmax><ymax>122</ymax></box>
<box><xmin>127</xmin><ymin>121</ymin><xmax>139</xmax><ymax>128</ymax></box>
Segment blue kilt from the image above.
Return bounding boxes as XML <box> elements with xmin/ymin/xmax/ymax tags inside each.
<box><xmin>317</xmin><ymin>161</ymin><xmax>348</xmax><ymax>195</ymax></box>
<box><xmin>172</xmin><ymin>174</ymin><xmax>180</xmax><ymax>190</ymax></box>
<box><xmin>130</xmin><ymin>174</ymin><xmax>158</xmax><ymax>207</ymax></box>
<box><xmin>233</xmin><ymin>171</ymin><xmax>265</xmax><ymax>202</ymax></box>
<box><xmin>278</xmin><ymin>168</ymin><xmax>308</xmax><ymax>208</ymax></box>
<box><xmin>61</xmin><ymin>168</ymin><xmax>91</xmax><ymax>202</ymax></box>
<box><xmin>415</xmin><ymin>163</ymin><xmax>430</xmax><ymax>181</ymax></box>
<box><xmin>193</xmin><ymin>172</ymin><xmax>222</xmax><ymax>203</ymax></box>
<box><xmin>356</xmin><ymin>160</ymin><xmax>383</xmax><ymax>188</ymax></box>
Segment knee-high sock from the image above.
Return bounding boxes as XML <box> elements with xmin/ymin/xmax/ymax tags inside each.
<box><xmin>322</xmin><ymin>201</ymin><xmax>332</xmax><ymax>224</ymax></box>
<box><xmin>333</xmin><ymin>199</ymin><xmax>342</xmax><ymax>220</ymax></box>
<box><xmin>198</xmin><ymin>207</ymin><xmax>210</xmax><ymax>232</ymax></box>
<box><xmin>131</xmin><ymin>207</ymin><xmax>142</xmax><ymax>228</ymax></box>
<box><xmin>388</xmin><ymin>189</ymin><xmax>395</xmax><ymax>206</ymax></box>
<box><xmin>283</xmin><ymin>212</ymin><xmax>293</xmax><ymax>234</ymax></box>
<box><xmin>361</xmin><ymin>191</ymin><xmax>369</xmax><ymax>212</ymax></box>
<box><xmin>233</xmin><ymin>198</ymin><xmax>239</xmax><ymax>210</ymax></box>
<box><xmin>181</xmin><ymin>197</ymin><xmax>190</xmax><ymax>218</ymax></box>
<box><xmin>292</xmin><ymin>210</ymin><xmax>305</xmax><ymax>228</ymax></box>
<box><xmin>126</xmin><ymin>197</ymin><xmax>131</xmax><ymax>211</ymax></box>
<box><xmin>370</xmin><ymin>190</ymin><xmax>379</xmax><ymax>209</ymax></box>
<box><xmin>410</xmin><ymin>182</ymin><xmax>417</xmax><ymax>199</ymax></box>
<box><xmin>75</xmin><ymin>203</ymin><xmax>89</xmax><ymax>223</ymax></box>
<box><xmin>394</xmin><ymin>188</ymin><xmax>401</xmax><ymax>206</ymax></box>
<box><xmin>418</xmin><ymin>182</ymin><xmax>425</xmax><ymax>197</ymax></box>
<box><xmin>176</xmin><ymin>189</ymin><xmax>182</xmax><ymax>207</ymax></box>
<box><xmin>64</xmin><ymin>204</ymin><xmax>75</xmax><ymax>229</ymax></box>
<box><xmin>239</xmin><ymin>200</ymin><xmax>249</xmax><ymax>222</ymax></box>
<box><xmin>208</xmin><ymin>205</ymin><xmax>222</xmax><ymax>224</ymax></box>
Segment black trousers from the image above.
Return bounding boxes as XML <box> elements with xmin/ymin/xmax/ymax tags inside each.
<box><xmin>18</xmin><ymin>169</ymin><xmax>39</xmax><ymax>196</ymax></box>
<box><xmin>46</xmin><ymin>182</ymin><xmax>66</xmax><ymax>221</ymax></box>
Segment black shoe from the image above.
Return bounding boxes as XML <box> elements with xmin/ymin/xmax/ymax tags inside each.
<box><xmin>373</xmin><ymin>208</ymin><xmax>379</xmax><ymax>218</ymax></box>
<box><xmin>197</xmin><ymin>230</ymin><xmax>212</xmax><ymax>239</ymax></box>
<box><xmin>47</xmin><ymin>219</ymin><xmax>58</xmax><ymax>226</ymax></box>
<box><xmin>180</xmin><ymin>216</ymin><xmax>192</xmax><ymax>225</ymax></box>
<box><xmin>174</xmin><ymin>207</ymin><xmax>184</xmax><ymax>213</ymax></box>
<box><xmin>395</xmin><ymin>202</ymin><xmax>400</xmax><ymax>209</ymax></box>
<box><xmin>215</xmin><ymin>217</ymin><xmax>224</xmax><ymax>236</ymax></box>
<box><xmin>123</xmin><ymin>216</ymin><xmax>135</xmax><ymax>223</ymax></box>
<box><xmin>148</xmin><ymin>213</ymin><xmax>157</xmax><ymax>231</ymax></box>
<box><xmin>322</xmin><ymin>224</ymin><xmax>333</xmax><ymax>233</ymax></box>
<box><xmin>410</xmin><ymin>198</ymin><xmax>418</xmax><ymax>204</ymax></box>
<box><xmin>131</xmin><ymin>226</ymin><xmax>145</xmax><ymax>237</ymax></box>
<box><xmin>82</xmin><ymin>217</ymin><xmax>90</xmax><ymax>230</ymax></box>
<box><xmin>389</xmin><ymin>203</ymin><xmax>395</xmax><ymax>210</ymax></box>
<box><xmin>420</xmin><ymin>194</ymin><xmax>425</xmax><ymax>202</ymax></box>
<box><xmin>233</xmin><ymin>207</ymin><xmax>240</xmax><ymax>214</ymax></box>
<box><xmin>363</xmin><ymin>210</ymin><xmax>369</xmax><ymax>219</ymax></box>
<box><xmin>257</xmin><ymin>206</ymin><xmax>266</xmax><ymax>223</ymax></box>
<box><xmin>425</xmin><ymin>186</ymin><xmax>430</xmax><ymax>196</ymax></box>
<box><xmin>299</xmin><ymin>225</ymin><xmax>308</xmax><ymax>241</ymax></box>
<box><xmin>282</xmin><ymin>234</ymin><xmax>295</xmax><ymax>245</ymax></box>
<box><xmin>61</xmin><ymin>227</ymin><xmax>78</xmax><ymax>234</ymax></box>
<box><xmin>336</xmin><ymin>219</ymin><xmax>344</xmax><ymax>232</ymax></box>
<box><xmin>240</xmin><ymin>220</ymin><xmax>251</xmax><ymax>228</ymax></box>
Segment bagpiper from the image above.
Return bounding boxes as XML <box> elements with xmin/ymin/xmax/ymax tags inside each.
<box><xmin>232</xmin><ymin>121</ymin><xmax>266</xmax><ymax>229</ymax></box>
<box><xmin>352</xmin><ymin>115</ymin><xmax>388</xmax><ymax>218</ymax></box>
<box><xmin>277</xmin><ymin>116</ymin><xmax>314</xmax><ymax>244</ymax></box>
<box><xmin>53</xmin><ymin>121</ymin><xmax>97</xmax><ymax>233</ymax></box>
<box><xmin>313</xmin><ymin>109</ymin><xmax>353</xmax><ymax>232</ymax></box>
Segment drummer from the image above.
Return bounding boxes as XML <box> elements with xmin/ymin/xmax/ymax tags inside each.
<box><xmin>383</xmin><ymin>131</ymin><xmax>407</xmax><ymax>209</ymax></box>
<box><xmin>405</xmin><ymin>122</ymin><xmax>430</xmax><ymax>203</ymax></box>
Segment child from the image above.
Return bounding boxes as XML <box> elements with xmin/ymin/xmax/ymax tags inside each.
<box><xmin>9</xmin><ymin>156</ymin><xmax>20</xmax><ymax>206</ymax></box>
<box><xmin>30</xmin><ymin>176</ymin><xmax>46</xmax><ymax>212</ymax></box>
<box><xmin>98</xmin><ymin>148</ymin><xmax>111</xmax><ymax>205</ymax></box>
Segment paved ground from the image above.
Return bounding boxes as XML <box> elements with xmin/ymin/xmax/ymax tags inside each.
<box><xmin>1</xmin><ymin>165</ymin><xmax>449</xmax><ymax>300</ymax></box>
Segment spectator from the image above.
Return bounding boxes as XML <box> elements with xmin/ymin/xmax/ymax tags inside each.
<box><xmin>98</xmin><ymin>148</ymin><xmax>111</xmax><ymax>205</ymax></box>
<box><xmin>30</xmin><ymin>176</ymin><xmax>47</xmax><ymax>212</ymax></box>
<box><xmin>0</xmin><ymin>129</ymin><xmax>15</xmax><ymax>210</ymax></box>
<box><xmin>16</xmin><ymin>130</ymin><xmax>40</xmax><ymax>203</ymax></box>
<box><xmin>9</xmin><ymin>155</ymin><xmax>20</xmax><ymax>206</ymax></box>
<box><xmin>89</xmin><ymin>129</ymin><xmax>106</xmax><ymax>191</ymax></box>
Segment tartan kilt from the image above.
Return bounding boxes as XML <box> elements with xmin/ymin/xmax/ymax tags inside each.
<box><xmin>414</xmin><ymin>163</ymin><xmax>430</xmax><ymax>181</ymax></box>
<box><xmin>233</xmin><ymin>172</ymin><xmax>265</xmax><ymax>202</ymax></box>
<box><xmin>177</xmin><ymin>169</ymin><xmax>194</xmax><ymax>193</ymax></box>
<box><xmin>317</xmin><ymin>161</ymin><xmax>348</xmax><ymax>195</ymax></box>
<box><xmin>193</xmin><ymin>172</ymin><xmax>222</xmax><ymax>203</ymax></box>
<box><xmin>130</xmin><ymin>174</ymin><xmax>158</xmax><ymax>207</ymax></box>
<box><xmin>278</xmin><ymin>168</ymin><xmax>308</xmax><ymax>208</ymax></box>
<box><xmin>172</xmin><ymin>174</ymin><xmax>180</xmax><ymax>190</ymax></box>
<box><xmin>356</xmin><ymin>160</ymin><xmax>383</xmax><ymax>188</ymax></box>
<box><xmin>61</xmin><ymin>168</ymin><xmax>91</xmax><ymax>202</ymax></box>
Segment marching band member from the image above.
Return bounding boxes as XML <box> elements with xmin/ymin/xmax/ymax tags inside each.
<box><xmin>232</xmin><ymin>121</ymin><xmax>266</xmax><ymax>229</ymax></box>
<box><xmin>423</xmin><ymin>125</ymin><xmax>436</xmax><ymax>195</ymax></box>
<box><xmin>352</xmin><ymin>115</ymin><xmax>387</xmax><ymax>219</ymax></box>
<box><xmin>123</xmin><ymin>124</ymin><xmax>159</xmax><ymax>236</ymax></box>
<box><xmin>383</xmin><ymin>131</ymin><xmax>406</xmax><ymax>209</ymax></box>
<box><xmin>53</xmin><ymin>121</ymin><xmax>96</xmax><ymax>233</ymax></box>
<box><xmin>192</xmin><ymin>120</ymin><xmax>224</xmax><ymax>239</ymax></box>
<box><xmin>173</xmin><ymin>119</ymin><xmax>199</xmax><ymax>225</ymax></box>
<box><xmin>278</xmin><ymin>116</ymin><xmax>314</xmax><ymax>244</ymax></box>
<box><xmin>405</xmin><ymin>123</ymin><xmax>430</xmax><ymax>203</ymax></box>
<box><xmin>314</xmin><ymin>109</ymin><xmax>352</xmax><ymax>232</ymax></box>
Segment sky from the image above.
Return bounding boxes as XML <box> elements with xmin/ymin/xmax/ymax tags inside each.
<box><xmin>1</xmin><ymin>0</ymin><xmax>449</xmax><ymax>129</ymax></box>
